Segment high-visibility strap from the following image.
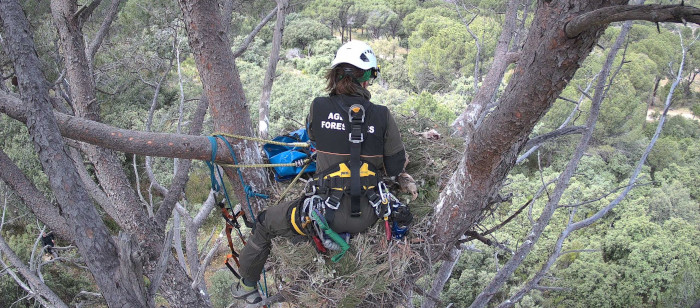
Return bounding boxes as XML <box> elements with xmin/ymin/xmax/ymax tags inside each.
<box><xmin>290</xmin><ymin>207</ymin><xmax>306</xmax><ymax>236</ymax></box>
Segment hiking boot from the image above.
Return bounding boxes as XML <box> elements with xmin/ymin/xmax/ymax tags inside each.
<box><xmin>231</xmin><ymin>280</ymin><xmax>262</xmax><ymax>304</ymax></box>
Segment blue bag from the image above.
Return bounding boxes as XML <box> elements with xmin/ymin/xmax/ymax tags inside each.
<box><xmin>263</xmin><ymin>128</ymin><xmax>316</xmax><ymax>181</ymax></box>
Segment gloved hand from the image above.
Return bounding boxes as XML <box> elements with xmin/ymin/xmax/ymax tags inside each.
<box><xmin>398</xmin><ymin>173</ymin><xmax>418</xmax><ymax>200</ymax></box>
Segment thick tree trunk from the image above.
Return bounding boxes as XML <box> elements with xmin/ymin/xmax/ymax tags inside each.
<box><xmin>470</xmin><ymin>14</ymin><xmax>633</xmax><ymax>307</ymax></box>
<box><xmin>178</xmin><ymin>0</ymin><xmax>271</xmax><ymax>216</ymax></box>
<box><xmin>0</xmin><ymin>1</ymin><xmax>148</xmax><ymax>305</ymax></box>
<box><xmin>432</xmin><ymin>0</ymin><xmax>622</xmax><ymax>260</ymax></box>
<box><xmin>49</xmin><ymin>1</ymin><xmax>210</xmax><ymax>305</ymax></box>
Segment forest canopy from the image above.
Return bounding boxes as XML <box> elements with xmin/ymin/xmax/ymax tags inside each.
<box><xmin>0</xmin><ymin>0</ymin><xmax>699</xmax><ymax>307</ymax></box>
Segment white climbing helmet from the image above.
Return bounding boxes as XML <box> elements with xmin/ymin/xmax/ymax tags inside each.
<box><xmin>330</xmin><ymin>40</ymin><xmax>378</xmax><ymax>71</ymax></box>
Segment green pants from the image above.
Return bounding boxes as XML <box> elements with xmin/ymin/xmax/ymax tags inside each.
<box><xmin>238</xmin><ymin>199</ymin><xmax>304</xmax><ymax>283</ymax></box>
<box><xmin>238</xmin><ymin>196</ymin><xmax>379</xmax><ymax>283</ymax></box>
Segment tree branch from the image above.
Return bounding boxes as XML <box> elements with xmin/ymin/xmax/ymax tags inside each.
<box><xmin>148</xmin><ymin>228</ymin><xmax>173</xmax><ymax>306</ymax></box>
<box><xmin>565</xmin><ymin>4</ymin><xmax>700</xmax><ymax>38</ymax></box>
<box><xmin>458</xmin><ymin>198</ymin><xmax>532</xmax><ymax>245</ymax></box>
<box><xmin>0</xmin><ymin>93</ymin><xmax>237</xmax><ymax>164</ymax></box>
<box><xmin>220</xmin><ymin>0</ymin><xmax>235</xmax><ymax>35</ymax></box>
<box><xmin>0</xmin><ymin>150</ymin><xmax>71</xmax><ymax>239</ymax></box>
<box><xmin>451</xmin><ymin>0</ymin><xmax>520</xmax><ymax>137</ymax></box>
<box><xmin>470</xmin><ymin>9</ymin><xmax>633</xmax><ymax>307</ymax></box>
<box><xmin>522</xmin><ymin>126</ymin><xmax>586</xmax><ymax>152</ymax></box>
<box><xmin>87</xmin><ymin>0</ymin><xmax>123</xmax><ymax>62</ymax></box>
<box><xmin>75</xmin><ymin>0</ymin><xmax>103</xmax><ymax>24</ymax></box>
<box><xmin>422</xmin><ymin>247</ymin><xmax>461</xmax><ymax>308</ymax></box>
<box><xmin>232</xmin><ymin>7</ymin><xmax>278</xmax><ymax>58</ymax></box>
<box><xmin>258</xmin><ymin>0</ymin><xmax>288</xmax><ymax>139</ymax></box>
<box><xmin>0</xmin><ymin>233</ymin><xmax>69</xmax><ymax>308</ymax></box>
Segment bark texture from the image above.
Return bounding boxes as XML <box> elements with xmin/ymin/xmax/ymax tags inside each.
<box><xmin>451</xmin><ymin>0</ymin><xmax>521</xmax><ymax>137</ymax></box>
<box><xmin>432</xmin><ymin>0</ymin><xmax>623</xmax><ymax>258</ymax></box>
<box><xmin>1</xmin><ymin>1</ymin><xmax>147</xmax><ymax>305</ymax></box>
<box><xmin>178</xmin><ymin>0</ymin><xmax>271</xmax><ymax>217</ymax></box>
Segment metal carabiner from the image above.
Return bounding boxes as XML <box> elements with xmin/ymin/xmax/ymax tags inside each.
<box><xmin>304</xmin><ymin>181</ymin><xmax>317</xmax><ymax>196</ymax></box>
<box><xmin>377</xmin><ymin>181</ymin><xmax>389</xmax><ymax>205</ymax></box>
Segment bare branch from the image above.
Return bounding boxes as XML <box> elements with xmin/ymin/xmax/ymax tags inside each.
<box><xmin>68</xmin><ymin>147</ymin><xmax>113</xmax><ymax>211</ymax></box>
<box><xmin>258</xmin><ymin>0</ymin><xmax>288</xmax><ymax>139</ymax></box>
<box><xmin>458</xmin><ymin>198</ymin><xmax>532</xmax><ymax>245</ymax></box>
<box><xmin>522</xmin><ymin>126</ymin><xmax>586</xmax><ymax>151</ymax></box>
<box><xmin>565</xmin><ymin>4</ymin><xmax>700</xmax><ymax>38</ymax></box>
<box><xmin>191</xmin><ymin>226</ymin><xmax>224</xmax><ymax>289</ymax></box>
<box><xmin>232</xmin><ymin>7</ymin><xmax>278</xmax><ymax>58</ymax></box>
<box><xmin>87</xmin><ymin>0</ymin><xmax>123</xmax><ymax>62</ymax></box>
<box><xmin>560</xmin><ymin>249</ymin><xmax>598</xmax><ymax>255</ymax></box>
<box><xmin>421</xmin><ymin>247</ymin><xmax>461</xmax><ymax>308</ymax></box>
<box><xmin>517</xmin><ymin>75</ymin><xmax>595</xmax><ymax>164</ymax></box>
<box><xmin>0</xmin><ymin>93</ymin><xmax>238</xmax><ymax>164</ymax></box>
<box><xmin>558</xmin><ymin>182</ymin><xmax>651</xmax><ymax>208</ymax></box>
<box><xmin>451</xmin><ymin>0</ymin><xmax>520</xmax><ymax>137</ymax></box>
<box><xmin>0</xmin><ymin>150</ymin><xmax>71</xmax><ymax>239</ymax></box>
<box><xmin>533</xmin><ymin>285</ymin><xmax>568</xmax><ymax>291</ymax></box>
<box><xmin>411</xmin><ymin>284</ymin><xmax>444</xmax><ymax>307</ymax></box>
<box><xmin>0</xmin><ymin>190</ymin><xmax>9</xmax><ymax>233</ymax></box>
<box><xmin>220</xmin><ymin>0</ymin><xmax>235</xmax><ymax>35</ymax></box>
<box><xmin>75</xmin><ymin>0</ymin><xmax>103</xmax><ymax>24</ymax></box>
<box><xmin>193</xmin><ymin>190</ymin><xmax>217</xmax><ymax>227</ymax></box>
<box><xmin>0</xmin><ymin>233</ymin><xmax>69</xmax><ymax>308</ymax></box>
<box><xmin>133</xmin><ymin>154</ymin><xmax>154</xmax><ymax>217</ymax></box>
<box><xmin>148</xmin><ymin>228</ymin><xmax>173</xmax><ymax>306</ymax></box>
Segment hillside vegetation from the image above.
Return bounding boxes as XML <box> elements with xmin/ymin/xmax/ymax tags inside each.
<box><xmin>0</xmin><ymin>0</ymin><xmax>698</xmax><ymax>307</ymax></box>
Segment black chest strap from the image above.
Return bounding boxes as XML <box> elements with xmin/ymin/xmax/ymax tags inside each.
<box><xmin>348</xmin><ymin>104</ymin><xmax>365</xmax><ymax>217</ymax></box>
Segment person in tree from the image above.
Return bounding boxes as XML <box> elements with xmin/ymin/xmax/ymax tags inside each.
<box><xmin>232</xmin><ymin>40</ymin><xmax>416</xmax><ymax>305</ymax></box>
<box><xmin>41</xmin><ymin>230</ymin><xmax>57</xmax><ymax>259</ymax></box>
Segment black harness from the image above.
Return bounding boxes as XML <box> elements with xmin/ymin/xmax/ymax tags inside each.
<box><xmin>348</xmin><ymin>104</ymin><xmax>365</xmax><ymax>217</ymax></box>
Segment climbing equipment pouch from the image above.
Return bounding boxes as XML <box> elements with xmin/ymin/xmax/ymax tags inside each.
<box><xmin>263</xmin><ymin>128</ymin><xmax>316</xmax><ymax>181</ymax></box>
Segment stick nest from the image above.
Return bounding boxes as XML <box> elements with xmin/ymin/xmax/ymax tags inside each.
<box><xmin>265</xmin><ymin>115</ymin><xmax>464</xmax><ymax>307</ymax></box>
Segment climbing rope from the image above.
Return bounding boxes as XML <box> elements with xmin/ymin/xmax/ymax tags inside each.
<box><xmin>206</xmin><ymin>134</ymin><xmax>273</xmax><ymax>297</ymax></box>
<box><xmin>214</xmin><ymin>132</ymin><xmax>310</xmax><ymax>148</ymax></box>
<box><xmin>219</xmin><ymin>159</ymin><xmax>311</xmax><ymax>169</ymax></box>
<box><xmin>206</xmin><ymin>132</ymin><xmax>318</xmax><ymax>300</ymax></box>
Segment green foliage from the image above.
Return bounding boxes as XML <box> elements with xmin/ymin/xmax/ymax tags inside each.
<box><xmin>402</xmin><ymin>2</ymin><xmax>457</xmax><ymax>35</ymax></box>
<box><xmin>5</xmin><ymin>1</ymin><xmax>700</xmax><ymax>307</ymax></box>
<box><xmin>646</xmin><ymin>137</ymin><xmax>681</xmax><ymax>173</ymax></box>
<box><xmin>443</xmin><ymin>252</ymin><xmax>500</xmax><ymax>306</ymax></box>
<box><xmin>562</xmin><ymin>216</ymin><xmax>700</xmax><ymax>308</ymax></box>
<box><xmin>269</xmin><ymin>64</ymin><xmax>327</xmax><ymax>136</ymax></box>
<box><xmin>406</xmin><ymin>15</ymin><xmax>468</xmax><ymax>91</ymax></box>
<box><xmin>652</xmin><ymin>115</ymin><xmax>700</xmax><ymax>139</ymax></box>
<box><xmin>397</xmin><ymin>91</ymin><xmax>456</xmax><ymax>125</ymax></box>
<box><xmin>283</xmin><ymin>17</ymin><xmax>333</xmax><ymax>51</ymax></box>
<box><xmin>208</xmin><ymin>269</ymin><xmax>236</xmax><ymax>308</ymax></box>
<box><xmin>691</xmin><ymin>102</ymin><xmax>700</xmax><ymax>118</ymax></box>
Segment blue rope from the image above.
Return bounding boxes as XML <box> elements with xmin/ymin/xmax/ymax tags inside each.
<box><xmin>205</xmin><ymin>136</ymin><xmax>220</xmax><ymax>192</ymax></box>
<box><xmin>207</xmin><ymin>135</ymin><xmax>269</xmax><ymax>297</ymax></box>
<box><xmin>245</xmin><ymin>185</ymin><xmax>269</xmax><ymax>199</ymax></box>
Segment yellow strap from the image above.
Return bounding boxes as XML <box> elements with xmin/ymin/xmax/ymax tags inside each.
<box><xmin>290</xmin><ymin>207</ymin><xmax>306</xmax><ymax>236</ymax></box>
